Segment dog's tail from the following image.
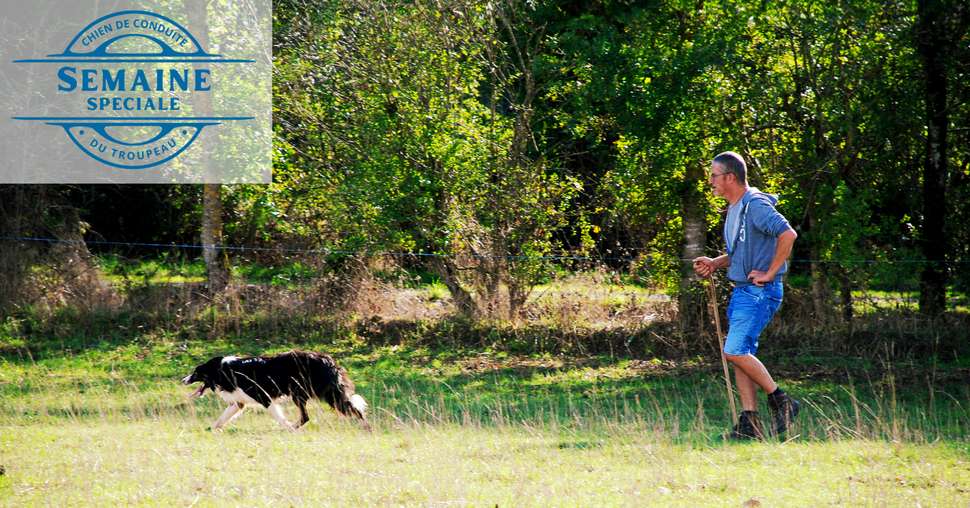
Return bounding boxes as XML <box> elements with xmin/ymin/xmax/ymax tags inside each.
<box><xmin>335</xmin><ymin>368</ymin><xmax>371</xmax><ymax>431</ymax></box>
<box><xmin>350</xmin><ymin>393</ymin><xmax>368</xmax><ymax>415</ymax></box>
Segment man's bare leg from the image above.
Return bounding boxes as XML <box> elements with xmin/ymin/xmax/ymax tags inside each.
<box><xmin>733</xmin><ymin>367</ymin><xmax>759</xmax><ymax>412</ymax></box>
<box><xmin>726</xmin><ymin>353</ymin><xmax>778</xmax><ymax>409</ymax></box>
<box><xmin>725</xmin><ymin>353</ymin><xmax>779</xmax><ymax>438</ymax></box>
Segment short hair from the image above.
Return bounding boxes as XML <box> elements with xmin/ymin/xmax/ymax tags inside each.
<box><xmin>712</xmin><ymin>151</ymin><xmax>747</xmax><ymax>184</ymax></box>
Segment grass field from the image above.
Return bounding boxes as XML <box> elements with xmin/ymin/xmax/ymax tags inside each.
<box><xmin>2</xmin><ymin>321</ymin><xmax>969</xmax><ymax>507</ymax></box>
<box><xmin>4</xmin><ymin>420</ymin><xmax>968</xmax><ymax>506</ymax></box>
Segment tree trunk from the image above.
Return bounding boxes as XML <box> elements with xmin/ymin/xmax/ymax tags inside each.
<box><xmin>201</xmin><ymin>184</ymin><xmax>228</xmax><ymax>293</ymax></box>
<box><xmin>916</xmin><ymin>0</ymin><xmax>949</xmax><ymax>316</ymax></box>
<box><xmin>0</xmin><ymin>186</ymin><xmax>40</xmax><ymax>310</ymax></box>
<box><xmin>484</xmin><ymin>231</ymin><xmax>504</xmax><ymax>318</ymax></box>
<box><xmin>431</xmin><ymin>257</ymin><xmax>477</xmax><ymax>317</ymax></box>
<box><xmin>679</xmin><ymin>164</ymin><xmax>708</xmax><ymax>336</ymax></box>
<box><xmin>186</xmin><ymin>0</ymin><xmax>229</xmax><ymax>294</ymax></box>
<box><xmin>839</xmin><ymin>267</ymin><xmax>853</xmax><ymax>323</ymax></box>
<box><xmin>508</xmin><ymin>278</ymin><xmax>528</xmax><ymax>320</ymax></box>
<box><xmin>807</xmin><ymin>214</ymin><xmax>829</xmax><ymax>323</ymax></box>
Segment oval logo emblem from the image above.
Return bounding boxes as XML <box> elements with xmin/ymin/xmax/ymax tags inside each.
<box><xmin>13</xmin><ymin>10</ymin><xmax>254</xmax><ymax>171</ymax></box>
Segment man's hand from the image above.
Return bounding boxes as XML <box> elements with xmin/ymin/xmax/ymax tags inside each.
<box><xmin>747</xmin><ymin>228</ymin><xmax>797</xmax><ymax>286</ymax></box>
<box><xmin>747</xmin><ymin>270</ymin><xmax>773</xmax><ymax>286</ymax></box>
<box><xmin>693</xmin><ymin>256</ymin><xmax>717</xmax><ymax>278</ymax></box>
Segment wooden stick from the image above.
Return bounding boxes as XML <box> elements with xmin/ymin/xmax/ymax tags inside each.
<box><xmin>705</xmin><ymin>279</ymin><xmax>738</xmax><ymax>423</ymax></box>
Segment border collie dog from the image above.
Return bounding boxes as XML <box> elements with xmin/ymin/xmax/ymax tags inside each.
<box><xmin>182</xmin><ymin>350</ymin><xmax>369</xmax><ymax>431</ymax></box>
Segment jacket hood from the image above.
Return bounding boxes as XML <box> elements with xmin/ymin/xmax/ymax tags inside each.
<box><xmin>744</xmin><ymin>187</ymin><xmax>778</xmax><ymax>206</ymax></box>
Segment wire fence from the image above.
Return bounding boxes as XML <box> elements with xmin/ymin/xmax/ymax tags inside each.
<box><xmin>2</xmin><ymin>233</ymin><xmax>967</xmax><ymax>360</ymax></box>
<box><xmin>2</xmin><ymin>232</ymin><xmax>965</xmax><ymax>319</ymax></box>
<box><xmin>0</xmin><ymin>235</ymin><xmax>963</xmax><ymax>265</ymax></box>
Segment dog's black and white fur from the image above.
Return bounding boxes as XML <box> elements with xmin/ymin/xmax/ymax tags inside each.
<box><xmin>182</xmin><ymin>350</ymin><xmax>369</xmax><ymax>431</ymax></box>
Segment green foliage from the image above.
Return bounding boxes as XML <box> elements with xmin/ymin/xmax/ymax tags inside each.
<box><xmin>27</xmin><ymin>0</ymin><xmax>968</xmax><ymax>314</ymax></box>
<box><xmin>268</xmin><ymin>1</ymin><xmax>591</xmax><ymax>316</ymax></box>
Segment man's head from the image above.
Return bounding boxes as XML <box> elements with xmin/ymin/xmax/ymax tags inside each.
<box><xmin>710</xmin><ymin>151</ymin><xmax>748</xmax><ymax>200</ymax></box>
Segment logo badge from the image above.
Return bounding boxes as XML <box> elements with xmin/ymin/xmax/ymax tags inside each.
<box><xmin>12</xmin><ymin>10</ymin><xmax>255</xmax><ymax>171</ymax></box>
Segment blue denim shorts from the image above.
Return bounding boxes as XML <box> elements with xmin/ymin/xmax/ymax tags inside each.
<box><xmin>724</xmin><ymin>281</ymin><xmax>783</xmax><ymax>355</ymax></box>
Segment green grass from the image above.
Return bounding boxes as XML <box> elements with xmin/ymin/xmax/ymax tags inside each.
<box><xmin>96</xmin><ymin>253</ymin><xmax>207</xmax><ymax>284</ymax></box>
<box><xmin>848</xmin><ymin>290</ymin><xmax>970</xmax><ymax>315</ymax></box>
<box><xmin>95</xmin><ymin>254</ymin><xmax>320</xmax><ymax>287</ymax></box>
<box><xmin>1</xmin><ymin>322</ymin><xmax>969</xmax><ymax>506</ymax></box>
<box><xmin>426</xmin><ymin>281</ymin><xmax>450</xmax><ymax>301</ymax></box>
<box><xmin>3</xmin><ymin>421</ymin><xmax>968</xmax><ymax>506</ymax></box>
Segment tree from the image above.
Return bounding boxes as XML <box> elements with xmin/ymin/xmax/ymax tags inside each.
<box><xmin>273</xmin><ymin>0</ymin><xmax>578</xmax><ymax>318</ymax></box>
<box><xmin>538</xmin><ymin>1</ymin><xmax>749</xmax><ymax>332</ymax></box>
<box><xmin>915</xmin><ymin>0</ymin><xmax>968</xmax><ymax>316</ymax></box>
<box><xmin>186</xmin><ymin>0</ymin><xmax>229</xmax><ymax>293</ymax></box>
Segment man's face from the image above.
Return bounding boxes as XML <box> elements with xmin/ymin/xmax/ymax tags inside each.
<box><xmin>708</xmin><ymin>162</ymin><xmax>732</xmax><ymax>197</ymax></box>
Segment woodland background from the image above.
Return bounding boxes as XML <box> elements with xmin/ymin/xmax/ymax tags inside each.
<box><xmin>1</xmin><ymin>0</ymin><xmax>968</xmax><ymax>346</ymax></box>
<box><xmin>2</xmin><ymin>3</ymin><xmax>970</xmax><ymax>504</ymax></box>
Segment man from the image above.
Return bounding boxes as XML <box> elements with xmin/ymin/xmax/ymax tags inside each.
<box><xmin>693</xmin><ymin>151</ymin><xmax>800</xmax><ymax>440</ymax></box>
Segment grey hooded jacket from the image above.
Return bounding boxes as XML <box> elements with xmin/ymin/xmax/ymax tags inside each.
<box><xmin>724</xmin><ymin>188</ymin><xmax>794</xmax><ymax>286</ymax></box>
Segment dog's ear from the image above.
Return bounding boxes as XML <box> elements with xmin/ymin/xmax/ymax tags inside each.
<box><xmin>203</xmin><ymin>356</ymin><xmax>224</xmax><ymax>370</ymax></box>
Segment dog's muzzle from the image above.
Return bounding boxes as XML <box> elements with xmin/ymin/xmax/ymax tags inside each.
<box><xmin>183</xmin><ymin>374</ymin><xmax>207</xmax><ymax>398</ymax></box>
